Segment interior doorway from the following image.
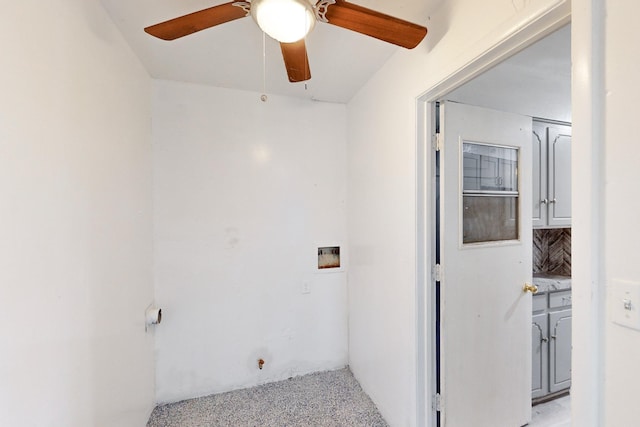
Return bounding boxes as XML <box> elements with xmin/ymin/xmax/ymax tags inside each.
<box><xmin>415</xmin><ymin>13</ymin><xmax>573</xmax><ymax>427</ymax></box>
<box><xmin>441</xmin><ymin>26</ymin><xmax>572</xmax><ymax>427</ymax></box>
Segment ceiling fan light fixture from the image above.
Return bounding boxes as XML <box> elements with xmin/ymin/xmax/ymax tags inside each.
<box><xmin>251</xmin><ymin>0</ymin><xmax>316</xmax><ymax>43</ymax></box>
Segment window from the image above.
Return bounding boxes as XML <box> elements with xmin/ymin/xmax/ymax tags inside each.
<box><xmin>462</xmin><ymin>142</ymin><xmax>519</xmax><ymax>244</ymax></box>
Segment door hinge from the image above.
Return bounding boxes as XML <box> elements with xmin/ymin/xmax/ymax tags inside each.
<box><xmin>433</xmin><ymin>264</ymin><xmax>442</xmax><ymax>282</ymax></box>
<box><xmin>433</xmin><ymin>393</ymin><xmax>442</xmax><ymax>411</ymax></box>
<box><xmin>432</xmin><ymin>132</ymin><xmax>442</xmax><ymax>151</ymax></box>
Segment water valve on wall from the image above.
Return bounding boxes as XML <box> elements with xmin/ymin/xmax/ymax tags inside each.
<box><xmin>145</xmin><ymin>305</ymin><xmax>162</xmax><ymax>331</ymax></box>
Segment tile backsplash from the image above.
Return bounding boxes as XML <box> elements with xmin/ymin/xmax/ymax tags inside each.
<box><xmin>533</xmin><ymin>228</ymin><xmax>571</xmax><ymax>276</ymax></box>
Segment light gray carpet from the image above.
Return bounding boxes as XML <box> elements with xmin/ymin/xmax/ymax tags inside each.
<box><xmin>147</xmin><ymin>368</ymin><xmax>388</xmax><ymax>427</ymax></box>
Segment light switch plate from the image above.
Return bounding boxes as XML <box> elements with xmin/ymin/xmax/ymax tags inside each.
<box><xmin>611</xmin><ymin>280</ymin><xmax>640</xmax><ymax>331</ymax></box>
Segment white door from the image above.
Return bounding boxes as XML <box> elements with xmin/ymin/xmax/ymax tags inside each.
<box><xmin>439</xmin><ymin>101</ymin><xmax>533</xmax><ymax>427</ymax></box>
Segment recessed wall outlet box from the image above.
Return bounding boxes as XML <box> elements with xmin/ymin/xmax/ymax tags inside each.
<box><xmin>611</xmin><ymin>280</ymin><xmax>640</xmax><ymax>331</ymax></box>
<box><xmin>318</xmin><ymin>246</ymin><xmax>340</xmax><ymax>269</ymax></box>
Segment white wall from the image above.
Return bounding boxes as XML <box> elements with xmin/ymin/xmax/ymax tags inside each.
<box><xmin>602</xmin><ymin>1</ymin><xmax>640</xmax><ymax>424</ymax></box>
<box><xmin>346</xmin><ymin>0</ymin><xmax>570</xmax><ymax>425</ymax></box>
<box><xmin>153</xmin><ymin>80</ymin><xmax>348</xmax><ymax>403</ymax></box>
<box><xmin>0</xmin><ymin>1</ymin><xmax>154</xmax><ymax>426</ymax></box>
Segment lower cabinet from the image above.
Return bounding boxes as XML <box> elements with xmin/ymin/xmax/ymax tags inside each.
<box><xmin>532</xmin><ymin>290</ymin><xmax>572</xmax><ymax>399</ymax></box>
<box><xmin>549</xmin><ymin>308</ymin><xmax>572</xmax><ymax>392</ymax></box>
<box><xmin>532</xmin><ymin>312</ymin><xmax>549</xmax><ymax>398</ymax></box>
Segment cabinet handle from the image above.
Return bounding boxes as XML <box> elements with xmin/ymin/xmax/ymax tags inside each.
<box><xmin>541</xmin><ymin>199</ymin><xmax>548</xmax><ymax>204</ymax></box>
<box><xmin>541</xmin><ymin>337</ymin><xmax>548</xmax><ymax>343</ymax></box>
<box><xmin>549</xmin><ymin>198</ymin><xmax>557</xmax><ymax>204</ymax></box>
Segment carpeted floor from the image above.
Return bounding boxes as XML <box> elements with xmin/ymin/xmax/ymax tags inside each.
<box><xmin>147</xmin><ymin>368</ymin><xmax>388</xmax><ymax>427</ymax></box>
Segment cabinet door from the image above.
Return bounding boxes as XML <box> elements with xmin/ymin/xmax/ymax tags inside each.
<box><xmin>548</xmin><ymin>124</ymin><xmax>572</xmax><ymax>227</ymax></box>
<box><xmin>549</xmin><ymin>308</ymin><xmax>572</xmax><ymax>392</ymax></box>
<box><xmin>532</xmin><ymin>122</ymin><xmax>548</xmax><ymax>228</ymax></box>
<box><xmin>532</xmin><ymin>312</ymin><xmax>549</xmax><ymax>399</ymax></box>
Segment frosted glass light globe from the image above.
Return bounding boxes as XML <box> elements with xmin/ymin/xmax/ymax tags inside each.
<box><xmin>251</xmin><ymin>0</ymin><xmax>316</xmax><ymax>43</ymax></box>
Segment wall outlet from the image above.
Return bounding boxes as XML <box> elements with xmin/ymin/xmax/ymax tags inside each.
<box><xmin>301</xmin><ymin>281</ymin><xmax>311</xmax><ymax>294</ymax></box>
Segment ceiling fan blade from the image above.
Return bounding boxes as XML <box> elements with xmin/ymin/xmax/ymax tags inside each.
<box><xmin>280</xmin><ymin>40</ymin><xmax>312</xmax><ymax>82</ymax></box>
<box><xmin>144</xmin><ymin>2</ymin><xmax>249</xmax><ymax>41</ymax></box>
<box><xmin>322</xmin><ymin>0</ymin><xmax>427</xmax><ymax>49</ymax></box>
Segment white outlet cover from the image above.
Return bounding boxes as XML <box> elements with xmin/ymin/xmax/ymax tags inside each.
<box><xmin>611</xmin><ymin>280</ymin><xmax>640</xmax><ymax>331</ymax></box>
<box><xmin>301</xmin><ymin>281</ymin><xmax>311</xmax><ymax>294</ymax></box>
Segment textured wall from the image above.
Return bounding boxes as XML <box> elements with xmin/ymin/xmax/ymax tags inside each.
<box><xmin>0</xmin><ymin>1</ymin><xmax>154</xmax><ymax>425</ymax></box>
<box><xmin>346</xmin><ymin>0</ymin><xmax>570</xmax><ymax>424</ymax></box>
<box><xmin>153</xmin><ymin>80</ymin><xmax>349</xmax><ymax>404</ymax></box>
<box><xmin>602</xmin><ymin>0</ymin><xmax>640</xmax><ymax>424</ymax></box>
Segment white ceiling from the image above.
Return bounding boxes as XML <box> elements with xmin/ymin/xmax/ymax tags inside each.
<box><xmin>100</xmin><ymin>0</ymin><xmax>438</xmax><ymax>103</ymax></box>
<box><xmin>447</xmin><ymin>25</ymin><xmax>571</xmax><ymax>121</ymax></box>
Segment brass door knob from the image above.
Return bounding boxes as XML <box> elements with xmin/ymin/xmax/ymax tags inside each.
<box><xmin>523</xmin><ymin>283</ymin><xmax>538</xmax><ymax>294</ymax></box>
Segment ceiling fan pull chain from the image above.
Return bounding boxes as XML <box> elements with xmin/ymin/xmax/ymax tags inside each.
<box><xmin>315</xmin><ymin>0</ymin><xmax>336</xmax><ymax>23</ymax></box>
<box><xmin>261</xmin><ymin>31</ymin><xmax>268</xmax><ymax>102</ymax></box>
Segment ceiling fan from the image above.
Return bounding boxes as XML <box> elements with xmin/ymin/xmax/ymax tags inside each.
<box><xmin>144</xmin><ymin>0</ymin><xmax>428</xmax><ymax>83</ymax></box>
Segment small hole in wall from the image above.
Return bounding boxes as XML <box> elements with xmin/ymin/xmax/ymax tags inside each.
<box><xmin>318</xmin><ymin>246</ymin><xmax>340</xmax><ymax>269</ymax></box>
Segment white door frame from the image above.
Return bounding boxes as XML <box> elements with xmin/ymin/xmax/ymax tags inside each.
<box><xmin>415</xmin><ymin>1</ymin><xmax>605</xmax><ymax>426</ymax></box>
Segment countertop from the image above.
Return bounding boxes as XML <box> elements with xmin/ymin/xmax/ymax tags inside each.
<box><xmin>532</xmin><ymin>273</ymin><xmax>571</xmax><ymax>293</ymax></box>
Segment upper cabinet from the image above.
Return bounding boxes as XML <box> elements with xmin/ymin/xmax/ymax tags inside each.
<box><xmin>532</xmin><ymin>121</ymin><xmax>572</xmax><ymax>228</ymax></box>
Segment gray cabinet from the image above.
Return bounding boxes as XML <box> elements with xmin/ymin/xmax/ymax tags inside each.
<box><xmin>532</xmin><ymin>121</ymin><xmax>572</xmax><ymax>228</ymax></box>
<box><xmin>549</xmin><ymin>309</ymin><xmax>572</xmax><ymax>392</ymax></box>
<box><xmin>532</xmin><ymin>290</ymin><xmax>572</xmax><ymax>399</ymax></box>
<box><xmin>532</xmin><ymin>311</ymin><xmax>549</xmax><ymax>399</ymax></box>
